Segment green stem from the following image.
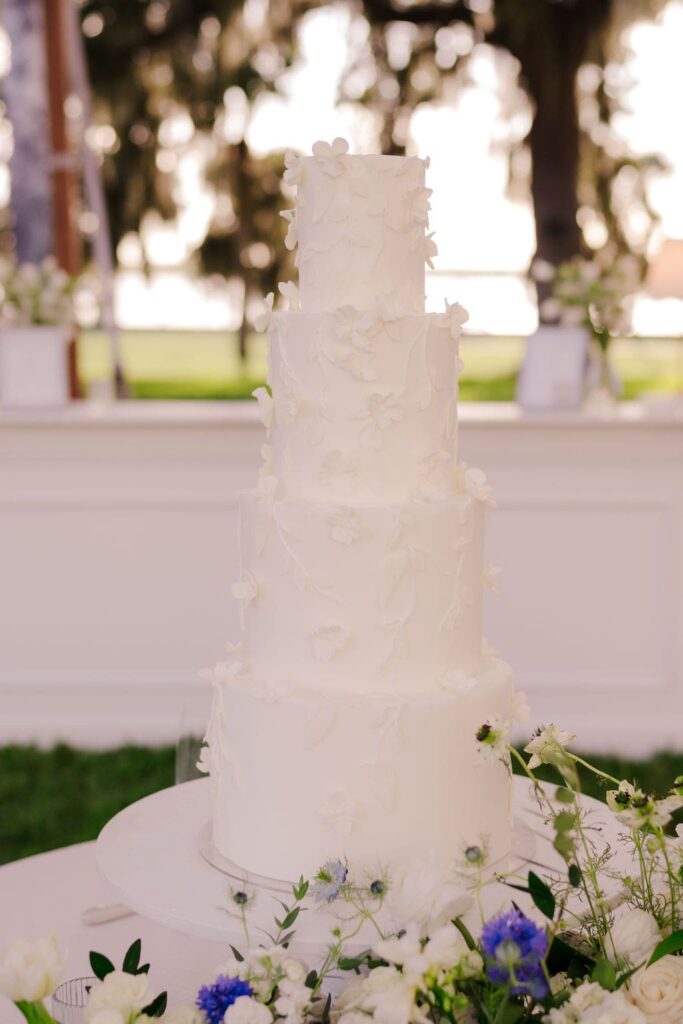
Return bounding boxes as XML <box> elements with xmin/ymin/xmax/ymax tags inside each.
<box><xmin>15</xmin><ymin>1002</ymin><xmax>57</xmax><ymax>1024</ymax></box>
<box><xmin>569</xmin><ymin>754</ymin><xmax>620</xmax><ymax>786</ymax></box>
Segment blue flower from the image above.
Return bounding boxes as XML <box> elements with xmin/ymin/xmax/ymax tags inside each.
<box><xmin>197</xmin><ymin>975</ymin><xmax>254</xmax><ymax>1024</ymax></box>
<box><xmin>311</xmin><ymin>858</ymin><xmax>348</xmax><ymax>903</ymax></box>
<box><xmin>480</xmin><ymin>909</ymin><xmax>548</xmax><ymax>998</ymax></box>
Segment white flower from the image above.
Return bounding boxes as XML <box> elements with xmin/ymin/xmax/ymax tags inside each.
<box><xmin>88</xmin><ymin>1012</ymin><xmax>127</xmax><ymax>1024</ymax></box>
<box><xmin>280</xmin><ymin>208</ymin><xmax>297</xmax><ymax>250</ymax></box>
<box><xmin>608</xmin><ymin>910</ymin><xmax>661</xmax><ymax>969</ymax></box>
<box><xmin>224</xmin><ymin>996</ymin><xmax>273</xmax><ymax>1024</ymax></box>
<box><xmin>511</xmin><ymin>690</ymin><xmax>531</xmax><ymax>723</ymax></box>
<box><xmin>232</xmin><ymin>571</ymin><xmax>260</xmax><ymax>607</ymax></box>
<box><xmin>254</xmin><ymin>292</ymin><xmax>274</xmax><ymax>332</ymax></box>
<box><xmin>375</xmin><ymin>923</ymin><xmax>470</xmax><ymax>977</ymax></box>
<box><xmin>312</xmin><ymin>624</ymin><xmax>349</xmax><ymax>661</ymax></box>
<box><xmin>312</xmin><ymin>137</ymin><xmax>349</xmax><ymax>177</ymax></box>
<box><xmin>524</xmin><ymin>724</ymin><xmax>576</xmax><ymax>770</ymax></box>
<box><xmin>424</xmin><ymin>232</ymin><xmax>438</xmax><ymax>268</ymax></box>
<box><xmin>318</xmin><ymin>789</ymin><xmax>362</xmax><ymax>836</ymax></box>
<box><xmin>543</xmin><ymin>981</ymin><xmax>646</xmax><ymax>1023</ymax></box>
<box><xmin>354</xmin><ymin>965</ymin><xmax>425</xmax><ymax>1024</ymax></box>
<box><xmin>283</xmin><ymin>149</ymin><xmax>304</xmax><ymax>187</ymax></box>
<box><xmin>606</xmin><ymin>783</ymin><xmax>683</xmax><ymax>830</ymax></box>
<box><xmin>475</xmin><ymin>715</ymin><xmax>511</xmax><ymax>764</ymax></box>
<box><xmin>85</xmin><ymin>971</ymin><xmax>150</xmax><ymax>1023</ymax></box>
<box><xmin>382</xmin><ymin>851</ymin><xmax>472</xmax><ymax>938</ymax></box>
<box><xmin>626</xmin><ymin>957</ymin><xmax>683</xmax><ymax>1023</ymax></box>
<box><xmin>0</xmin><ymin>933</ymin><xmax>67</xmax><ymax>1002</ymax></box>
<box><xmin>157</xmin><ymin>1009</ymin><xmax>203</xmax><ymax>1024</ymax></box>
<box><xmin>254</xmin><ymin>473</ymin><xmax>279</xmax><ymax>502</ymax></box>
<box><xmin>483</xmin><ymin>565</ymin><xmax>502</xmax><ymax>594</ymax></box>
<box><xmin>252</xmin><ymin>387</ymin><xmax>274</xmax><ymax>434</ymax></box>
<box><xmin>278</xmin><ymin>281</ymin><xmax>300</xmax><ymax>310</ymax></box>
<box><xmin>443</xmin><ymin>300</ymin><xmax>469</xmax><ymax>341</ymax></box>
<box><xmin>328</xmin><ymin>508</ymin><xmax>361</xmax><ymax>545</ymax></box>
<box><xmin>456</xmin><ymin>463</ymin><xmax>495</xmax><ymax>504</ymax></box>
<box><xmin>274</xmin><ymin>977</ymin><xmax>311</xmax><ymax>1023</ymax></box>
<box><xmin>407</xmin><ymin>185</ymin><xmax>432</xmax><ymax>226</ymax></box>
<box><xmin>416</xmin><ymin>450</ymin><xmax>453</xmax><ymax>502</ymax></box>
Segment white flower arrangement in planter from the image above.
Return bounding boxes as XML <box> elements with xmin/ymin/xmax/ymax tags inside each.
<box><xmin>0</xmin><ymin>255</ymin><xmax>79</xmax><ymax>408</ymax></box>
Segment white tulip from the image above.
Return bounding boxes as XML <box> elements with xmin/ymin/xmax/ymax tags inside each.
<box><xmin>85</xmin><ymin>971</ymin><xmax>150</xmax><ymax>1022</ymax></box>
<box><xmin>626</xmin><ymin>955</ymin><xmax>683</xmax><ymax>1024</ymax></box>
<box><xmin>608</xmin><ymin>909</ymin><xmax>661</xmax><ymax>968</ymax></box>
<box><xmin>224</xmin><ymin>995</ymin><xmax>273</xmax><ymax>1023</ymax></box>
<box><xmin>0</xmin><ymin>933</ymin><xmax>67</xmax><ymax>1002</ymax></box>
<box><xmin>88</xmin><ymin>1011</ymin><xmax>127</xmax><ymax>1024</ymax></box>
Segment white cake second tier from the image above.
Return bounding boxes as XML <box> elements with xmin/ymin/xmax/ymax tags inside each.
<box><xmin>208</xmin><ymin>659</ymin><xmax>514</xmax><ymax>881</ymax></box>
<box><xmin>235</xmin><ymin>490</ymin><xmax>487</xmax><ymax>692</ymax></box>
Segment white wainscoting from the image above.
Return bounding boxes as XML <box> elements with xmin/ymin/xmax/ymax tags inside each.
<box><xmin>1</xmin><ymin>401</ymin><xmax>682</xmax><ymax>754</ymax></box>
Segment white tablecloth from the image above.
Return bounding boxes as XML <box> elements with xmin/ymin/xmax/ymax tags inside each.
<box><xmin>0</xmin><ymin>842</ymin><xmax>228</xmax><ymax>1020</ymax></box>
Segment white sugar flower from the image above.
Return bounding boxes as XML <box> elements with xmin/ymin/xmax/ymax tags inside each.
<box><xmin>0</xmin><ymin>933</ymin><xmax>67</xmax><ymax>1002</ymax></box>
<box><xmin>456</xmin><ymin>463</ymin><xmax>495</xmax><ymax>504</ymax></box>
<box><xmin>443</xmin><ymin>300</ymin><xmax>469</xmax><ymax>340</ymax></box>
<box><xmin>252</xmin><ymin>386</ymin><xmax>274</xmax><ymax>434</ymax></box>
<box><xmin>626</xmin><ymin>956</ymin><xmax>683</xmax><ymax>1023</ymax></box>
<box><xmin>407</xmin><ymin>185</ymin><xmax>432</xmax><ymax>225</ymax></box>
<box><xmin>524</xmin><ymin>724</ymin><xmax>576</xmax><ymax>770</ymax></box>
<box><xmin>254</xmin><ymin>292</ymin><xmax>274</xmax><ymax>332</ymax></box>
<box><xmin>362</xmin><ymin>392</ymin><xmax>404</xmax><ymax>445</ymax></box>
<box><xmin>224</xmin><ymin>996</ymin><xmax>273</xmax><ymax>1024</ymax></box>
<box><xmin>543</xmin><ymin>981</ymin><xmax>646</xmax><ymax>1023</ymax></box>
<box><xmin>85</xmin><ymin>971</ymin><xmax>150</xmax><ymax>1022</ymax></box>
<box><xmin>278</xmin><ymin>280</ymin><xmax>300</xmax><ymax>310</ymax></box>
<box><xmin>254</xmin><ymin>473</ymin><xmax>279</xmax><ymax>502</ymax></box>
<box><xmin>312</xmin><ymin>137</ymin><xmax>348</xmax><ymax>177</ymax></box>
<box><xmin>280</xmin><ymin>208</ymin><xmax>297</xmax><ymax>250</ymax></box>
<box><xmin>232</xmin><ymin>571</ymin><xmax>260</xmax><ymax>607</ymax></box>
<box><xmin>383</xmin><ymin>851</ymin><xmax>472</xmax><ymax>938</ymax></box>
<box><xmin>328</xmin><ymin>507</ymin><xmax>361</xmax><ymax>545</ymax></box>
<box><xmin>283</xmin><ymin>149</ymin><xmax>304</xmax><ymax>187</ymax></box>
<box><xmin>475</xmin><ymin>715</ymin><xmax>511</xmax><ymax>764</ymax></box>
<box><xmin>260</xmin><ymin>444</ymin><xmax>274</xmax><ymax>476</ymax></box>
<box><xmin>483</xmin><ymin>565</ymin><xmax>502</xmax><ymax>594</ymax></box>
<box><xmin>312</xmin><ymin>624</ymin><xmax>349</xmax><ymax>661</ymax></box>
<box><xmin>424</xmin><ymin>231</ymin><xmax>438</xmax><ymax>269</ymax></box>
<box><xmin>318</xmin><ymin>789</ymin><xmax>362</xmax><ymax>836</ymax></box>
<box><xmin>607</xmin><ymin>909</ymin><xmax>661</xmax><ymax>969</ymax></box>
<box><xmin>416</xmin><ymin>450</ymin><xmax>453</xmax><ymax>502</ymax></box>
<box><xmin>511</xmin><ymin>690</ymin><xmax>531</xmax><ymax>723</ymax></box>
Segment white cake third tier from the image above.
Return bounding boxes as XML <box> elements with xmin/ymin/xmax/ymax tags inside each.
<box><xmin>201</xmin><ymin>140</ymin><xmax>518</xmax><ymax>882</ymax></box>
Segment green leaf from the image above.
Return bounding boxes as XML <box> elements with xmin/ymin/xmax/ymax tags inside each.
<box><xmin>141</xmin><ymin>992</ymin><xmax>168</xmax><ymax>1018</ymax></box>
<box><xmin>546</xmin><ymin>936</ymin><xmax>593</xmax><ymax>976</ymax></box>
<box><xmin>293</xmin><ymin>877</ymin><xmax>309</xmax><ymax>900</ymax></box>
<box><xmin>616</xmin><ymin>963</ymin><xmax>644</xmax><ymax>989</ymax></box>
<box><xmin>137</xmin><ymin>964</ymin><xmax>150</xmax><ymax>975</ymax></box>
<box><xmin>592</xmin><ymin>958</ymin><xmax>617</xmax><ymax>991</ymax></box>
<box><xmin>648</xmin><ymin>930</ymin><xmax>683</xmax><ymax>966</ymax></box>
<box><xmin>122</xmin><ymin>938</ymin><xmax>142</xmax><ymax>975</ymax></box>
<box><xmin>338</xmin><ymin>956</ymin><xmax>365</xmax><ymax>971</ymax></box>
<box><xmin>452</xmin><ymin>916</ymin><xmax>476</xmax><ymax>950</ymax></box>
<box><xmin>15</xmin><ymin>1002</ymin><xmax>58</xmax><ymax>1024</ymax></box>
<box><xmin>568</xmin><ymin>863</ymin><xmax>582</xmax><ymax>887</ymax></box>
<box><xmin>229</xmin><ymin>945</ymin><xmax>244</xmax><ymax>963</ymax></box>
<box><xmin>321</xmin><ymin>993</ymin><xmax>332</xmax><ymax>1024</ymax></box>
<box><xmin>528</xmin><ymin>870</ymin><xmax>556</xmax><ymax>919</ymax></box>
<box><xmin>555</xmin><ymin>787</ymin><xmax>575</xmax><ymax>804</ymax></box>
<box><xmin>89</xmin><ymin>951</ymin><xmax>115</xmax><ymax>981</ymax></box>
<box><xmin>280</xmin><ymin>907</ymin><xmax>301</xmax><ymax>930</ymax></box>
<box><xmin>554</xmin><ymin>811</ymin><xmax>577</xmax><ymax>833</ymax></box>
<box><xmin>554</xmin><ymin>832</ymin><xmax>575</xmax><ymax>860</ymax></box>
<box><xmin>305</xmin><ymin>969</ymin><xmax>318</xmax><ymax>989</ymax></box>
<box><xmin>495</xmin><ymin>1004</ymin><xmax>524</xmax><ymax>1024</ymax></box>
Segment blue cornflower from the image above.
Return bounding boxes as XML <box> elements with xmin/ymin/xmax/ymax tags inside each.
<box><xmin>311</xmin><ymin>858</ymin><xmax>348</xmax><ymax>903</ymax></box>
<box><xmin>197</xmin><ymin>975</ymin><xmax>253</xmax><ymax>1024</ymax></box>
<box><xmin>480</xmin><ymin>909</ymin><xmax>548</xmax><ymax>998</ymax></box>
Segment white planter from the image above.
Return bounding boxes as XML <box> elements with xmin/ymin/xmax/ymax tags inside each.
<box><xmin>0</xmin><ymin>325</ymin><xmax>69</xmax><ymax>408</ymax></box>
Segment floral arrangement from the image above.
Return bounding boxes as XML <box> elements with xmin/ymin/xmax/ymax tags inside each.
<box><xmin>0</xmin><ymin>255</ymin><xmax>79</xmax><ymax>328</ymax></box>
<box><xmin>2</xmin><ymin>725</ymin><xmax>682</xmax><ymax>1024</ymax></box>
<box><xmin>532</xmin><ymin>253</ymin><xmax>641</xmax><ymax>353</ymax></box>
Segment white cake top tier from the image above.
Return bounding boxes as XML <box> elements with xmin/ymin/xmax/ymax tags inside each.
<box><xmin>284</xmin><ymin>140</ymin><xmax>434</xmax><ymax>313</ymax></box>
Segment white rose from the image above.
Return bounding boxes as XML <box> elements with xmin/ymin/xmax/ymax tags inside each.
<box><xmin>85</xmin><ymin>971</ymin><xmax>151</xmax><ymax>1022</ymax></box>
<box><xmin>543</xmin><ymin>981</ymin><xmax>646</xmax><ymax>1023</ymax></box>
<box><xmin>608</xmin><ymin>910</ymin><xmax>661</xmax><ymax>968</ymax></box>
<box><xmin>273</xmin><ymin>977</ymin><xmax>311</xmax><ymax>1023</ymax></box>
<box><xmin>224</xmin><ymin>995</ymin><xmax>273</xmax><ymax>1024</ymax></box>
<box><xmin>383</xmin><ymin>851</ymin><xmax>472</xmax><ymax>937</ymax></box>
<box><xmin>626</xmin><ymin>956</ymin><xmax>683</xmax><ymax>1023</ymax></box>
<box><xmin>0</xmin><ymin>933</ymin><xmax>67</xmax><ymax>1002</ymax></box>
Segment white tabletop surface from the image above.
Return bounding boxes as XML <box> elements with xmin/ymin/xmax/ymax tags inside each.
<box><xmin>0</xmin><ymin>842</ymin><xmax>228</xmax><ymax>1021</ymax></box>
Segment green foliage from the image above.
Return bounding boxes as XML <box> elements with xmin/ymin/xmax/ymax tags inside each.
<box><xmin>647</xmin><ymin>930</ymin><xmax>683</xmax><ymax>967</ymax></box>
<box><xmin>527</xmin><ymin>870</ymin><xmax>556</xmax><ymax>920</ymax></box>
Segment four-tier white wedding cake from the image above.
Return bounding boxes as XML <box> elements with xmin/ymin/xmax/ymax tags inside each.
<box><xmin>200</xmin><ymin>139</ymin><xmax>516</xmax><ymax>882</ymax></box>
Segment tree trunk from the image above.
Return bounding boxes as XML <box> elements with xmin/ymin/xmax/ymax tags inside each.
<box><xmin>3</xmin><ymin>0</ymin><xmax>53</xmax><ymax>263</ymax></box>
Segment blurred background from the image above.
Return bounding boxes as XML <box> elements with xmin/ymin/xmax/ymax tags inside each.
<box><xmin>1</xmin><ymin>0</ymin><xmax>683</xmax><ymax>865</ymax></box>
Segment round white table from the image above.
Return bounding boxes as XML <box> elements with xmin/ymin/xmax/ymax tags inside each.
<box><xmin>0</xmin><ymin>842</ymin><xmax>228</xmax><ymax>1021</ymax></box>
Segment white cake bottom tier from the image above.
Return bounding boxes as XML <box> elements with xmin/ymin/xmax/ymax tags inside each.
<box><xmin>237</xmin><ymin>491</ymin><xmax>486</xmax><ymax>690</ymax></box>
<box><xmin>267</xmin><ymin>309</ymin><xmax>459</xmax><ymax>503</ymax></box>
<box><xmin>209</xmin><ymin>661</ymin><xmax>514</xmax><ymax>881</ymax></box>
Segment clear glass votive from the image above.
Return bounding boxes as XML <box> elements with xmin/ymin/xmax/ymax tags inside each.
<box><xmin>51</xmin><ymin>977</ymin><xmax>97</xmax><ymax>1024</ymax></box>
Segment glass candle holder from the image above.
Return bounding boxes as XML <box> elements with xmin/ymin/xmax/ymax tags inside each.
<box><xmin>51</xmin><ymin>977</ymin><xmax>96</xmax><ymax>1024</ymax></box>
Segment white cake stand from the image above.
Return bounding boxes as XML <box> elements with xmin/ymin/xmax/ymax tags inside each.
<box><xmin>96</xmin><ymin>777</ymin><xmax>620</xmax><ymax>954</ymax></box>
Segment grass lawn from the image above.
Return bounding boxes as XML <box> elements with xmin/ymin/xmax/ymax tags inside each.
<box><xmin>78</xmin><ymin>331</ymin><xmax>683</xmax><ymax>402</ymax></box>
<box><xmin>1</xmin><ymin>745</ymin><xmax>682</xmax><ymax>866</ymax></box>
